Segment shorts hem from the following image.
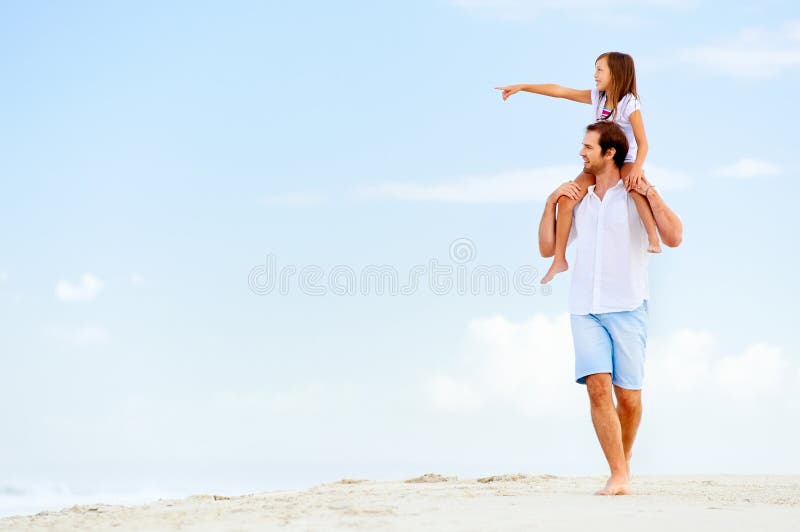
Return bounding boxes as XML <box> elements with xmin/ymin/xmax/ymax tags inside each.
<box><xmin>611</xmin><ymin>380</ymin><xmax>643</xmax><ymax>390</ymax></box>
<box><xmin>575</xmin><ymin>369</ymin><xmax>612</xmax><ymax>385</ymax></box>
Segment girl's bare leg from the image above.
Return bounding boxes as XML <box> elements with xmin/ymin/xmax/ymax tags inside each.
<box><xmin>621</xmin><ymin>163</ymin><xmax>661</xmax><ymax>253</ymax></box>
<box><xmin>540</xmin><ymin>171</ymin><xmax>595</xmax><ymax>284</ymax></box>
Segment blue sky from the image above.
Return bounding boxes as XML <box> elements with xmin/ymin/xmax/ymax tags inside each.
<box><xmin>1</xmin><ymin>0</ymin><xmax>799</xmax><ymax>515</ymax></box>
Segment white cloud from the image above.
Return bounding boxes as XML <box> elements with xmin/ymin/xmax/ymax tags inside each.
<box><xmin>122</xmin><ymin>383</ymin><xmax>328</xmax><ymax>422</ymax></box>
<box><xmin>449</xmin><ymin>0</ymin><xmax>695</xmax><ymax>22</ymax></box>
<box><xmin>54</xmin><ymin>382</ymin><xmax>332</xmax><ymax>461</ymax></box>
<box><xmin>427</xmin><ymin>312</ymin><xmax>585</xmax><ymax>416</ymax></box>
<box><xmin>212</xmin><ymin>383</ymin><xmax>326</xmax><ymax>415</ymax></box>
<box><xmin>357</xmin><ymin>163</ymin><xmax>690</xmax><ymax>204</ymax></box>
<box><xmin>644</xmin><ymin>164</ymin><xmax>693</xmax><ymax>191</ymax></box>
<box><xmin>715</xmin><ymin>343</ymin><xmax>790</xmax><ymax>399</ymax></box>
<box><xmin>263</xmin><ymin>162</ymin><xmax>691</xmax><ymax>209</ymax></box>
<box><xmin>260</xmin><ymin>191</ymin><xmax>327</xmax><ymax>207</ymax></box>
<box><xmin>429</xmin><ymin>375</ymin><xmax>486</xmax><ymax>410</ymax></box>
<box><xmin>644</xmin><ymin>328</ymin><xmax>715</xmax><ymax>392</ymax></box>
<box><xmin>712</xmin><ymin>158</ymin><xmax>782</xmax><ymax>180</ymax></box>
<box><xmin>428</xmin><ymin>313</ymin><xmax>796</xmax><ymax>416</ymax></box>
<box><xmin>678</xmin><ymin>20</ymin><xmax>800</xmax><ymax>78</ymax></box>
<box><xmin>356</xmin><ymin>166</ymin><xmax>575</xmax><ymax>204</ymax></box>
<box><xmin>55</xmin><ymin>274</ymin><xmax>104</xmax><ymax>302</ymax></box>
<box><xmin>49</xmin><ymin>325</ymin><xmax>112</xmax><ymax>347</ymax></box>
<box><xmin>647</xmin><ymin>331</ymin><xmax>793</xmax><ymax>404</ymax></box>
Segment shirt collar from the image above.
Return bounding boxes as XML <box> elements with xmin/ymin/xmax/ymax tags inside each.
<box><xmin>588</xmin><ymin>178</ymin><xmax>624</xmax><ymax>198</ymax></box>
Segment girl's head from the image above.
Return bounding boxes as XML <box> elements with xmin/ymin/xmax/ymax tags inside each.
<box><xmin>594</xmin><ymin>52</ymin><xmax>638</xmax><ymax>107</ymax></box>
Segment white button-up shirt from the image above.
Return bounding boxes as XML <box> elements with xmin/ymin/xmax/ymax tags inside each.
<box><xmin>567</xmin><ymin>178</ymin><xmax>649</xmax><ymax>315</ymax></box>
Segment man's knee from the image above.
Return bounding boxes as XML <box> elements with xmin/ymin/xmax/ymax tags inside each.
<box><xmin>615</xmin><ymin>388</ymin><xmax>642</xmax><ymax>412</ymax></box>
<box><xmin>585</xmin><ymin>374</ymin><xmax>613</xmax><ymax>405</ymax></box>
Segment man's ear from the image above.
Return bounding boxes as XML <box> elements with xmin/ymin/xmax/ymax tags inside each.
<box><xmin>605</xmin><ymin>147</ymin><xmax>616</xmax><ymax>160</ymax></box>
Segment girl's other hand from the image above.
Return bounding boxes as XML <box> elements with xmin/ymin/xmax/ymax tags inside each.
<box><xmin>630</xmin><ymin>175</ymin><xmax>653</xmax><ymax>197</ymax></box>
<box><xmin>495</xmin><ymin>85</ymin><xmax>521</xmax><ymax>101</ymax></box>
<box><xmin>625</xmin><ymin>165</ymin><xmax>645</xmax><ymax>191</ymax></box>
<box><xmin>548</xmin><ymin>181</ymin><xmax>582</xmax><ymax>205</ymax></box>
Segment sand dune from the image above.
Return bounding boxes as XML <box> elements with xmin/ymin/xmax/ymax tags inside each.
<box><xmin>1</xmin><ymin>474</ymin><xmax>798</xmax><ymax>531</ymax></box>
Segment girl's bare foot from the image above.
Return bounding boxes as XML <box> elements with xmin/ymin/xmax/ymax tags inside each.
<box><xmin>595</xmin><ymin>476</ymin><xmax>631</xmax><ymax>496</ymax></box>
<box><xmin>540</xmin><ymin>259</ymin><xmax>568</xmax><ymax>284</ymax></box>
<box><xmin>648</xmin><ymin>242</ymin><xmax>662</xmax><ymax>254</ymax></box>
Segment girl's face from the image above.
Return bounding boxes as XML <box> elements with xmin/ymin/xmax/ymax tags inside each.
<box><xmin>594</xmin><ymin>57</ymin><xmax>612</xmax><ymax>92</ymax></box>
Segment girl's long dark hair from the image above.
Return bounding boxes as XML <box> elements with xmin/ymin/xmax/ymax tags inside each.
<box><xmin>596</xmin><ymin>52</ymin><xmax>638</xmax><ymax>116</ymax></box>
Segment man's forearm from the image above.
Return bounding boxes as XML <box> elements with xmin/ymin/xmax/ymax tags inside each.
<box><xmin>538</xmin><ymin>201</ymin><xmax>557</xmax><ymax>257</ymax></box>
<box><xmin>646</xmin><ymin>188</ymin><xmax>682</xmax><ymax>247</ymax></box>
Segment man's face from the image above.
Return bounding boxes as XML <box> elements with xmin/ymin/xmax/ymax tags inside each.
<box><xmin>579</xmin><ymin>130</ymin><xmax>613</xmax><ymax>174</ymax></box>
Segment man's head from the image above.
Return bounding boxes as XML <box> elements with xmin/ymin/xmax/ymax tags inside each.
<box><xmin>581</xmin><ymin>121</ymin><xmax>629</xmax><ymax>173</ymax></box>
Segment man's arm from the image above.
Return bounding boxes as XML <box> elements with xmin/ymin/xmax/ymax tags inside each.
<box><xmin>634</xmin><ymin>178</ymin><xmax>683</xmax><ymax>247</ymax></box>
<box><xmin>538</xmin><ymin>201</ymin><xmax>557</xmax><ymax>258</ymax></box>
<box><xmin>539</xmin><ymin>182</ymin><xmax>582</xmax><ymax>257</ymax></box>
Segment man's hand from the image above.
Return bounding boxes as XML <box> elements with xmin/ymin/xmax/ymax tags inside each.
<box><xmin>630</xmin><ymin>175</ymin><xmax>654</xmax><ymax>197</ymax></box>
<box><xmin>630</xmin><ymin>175</ymin><xmax>683</xmax><ymax>247</ymax></box>
<box><xmin>547</xmin><ymin>181</ymin><xmax>582</xmax><ymax>205</ymax></box>
<box><xmin>624</xmin><ymin>163</ymin><xmax>645</xmax><ymax>191</ymax></box>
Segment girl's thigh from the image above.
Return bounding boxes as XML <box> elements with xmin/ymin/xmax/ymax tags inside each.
<box><xmin>574</xmin><ymin>171</ymin><xmax>596</xmax><ymax>190</ymax></box>
<box><xmin>620</xmin><ymin>162</ymin><xmax>642</xmax><ymax>178</ymax></box>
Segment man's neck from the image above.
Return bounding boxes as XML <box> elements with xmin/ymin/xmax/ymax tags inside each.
<box><xmin>593</xmin><ymin>166</ymin><xmax>622</xmax><ymax>192</ymax></box>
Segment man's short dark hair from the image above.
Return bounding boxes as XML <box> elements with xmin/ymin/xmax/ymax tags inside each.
<box><xmin>586</xmin><ymin>122</ymin><xmax>629</xmax><ymax>169</ymax></box>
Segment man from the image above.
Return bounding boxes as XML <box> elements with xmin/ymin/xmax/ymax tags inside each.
<box><xmin>538</xmin><ymin>121</ymin><xmax>683</xmax><ymax>495</ymax></box>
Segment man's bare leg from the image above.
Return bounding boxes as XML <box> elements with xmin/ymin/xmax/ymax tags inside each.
<box><xmin>614</xmin><ymin>385</ymin><xmax>643</xmax><ymax>482</ymax></box>
<box><xmin>585</xmin><ymin>373</ymin><xmax>630</xmax><ymax>495</ymax></box>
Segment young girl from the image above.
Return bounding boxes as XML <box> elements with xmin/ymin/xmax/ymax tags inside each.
<box><xmin>496</xmin><ymin>52</ymin><xmax>661</xmax><ymax>284</ymax></box>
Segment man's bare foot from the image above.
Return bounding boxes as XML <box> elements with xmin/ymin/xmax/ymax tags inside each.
<box><xmin>647</xmin><ymin>242</ymin><xmax>662</xmax><ymax>253</ymax></box>
<box><xmin>540</xmin><ymin>259</ymin><xmax>568</xmax><ymax>284</ymax></box>
<box><xmin>595</xmin><ymin>476</ymin><xmax>631</xmax><ymax>496</ymax></box>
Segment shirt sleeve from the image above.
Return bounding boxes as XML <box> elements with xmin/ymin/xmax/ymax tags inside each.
<box><xmin>567</xmin><ymin>203</ymin><xmax>578</xmax><ymax>247</ymax></box>
<box><xmin>624</xmin><ymin>94</ymin><xmax>641</xmax><ymax>117</ymax></box>
<box><xmin>590</xmin><ymin>88</ymin><xmax>600</xmax><ymax>119</ymax></box>
<box><xmin>626</xmin><ymin>195</ymin><xmax>648</xmax><ymax>250</ymax></box>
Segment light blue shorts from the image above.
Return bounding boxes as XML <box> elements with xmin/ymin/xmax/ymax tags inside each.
<box><xmin>570</xmin><ymin>301</ymin><xmax>648</xmax><ymax>390</ymax></box>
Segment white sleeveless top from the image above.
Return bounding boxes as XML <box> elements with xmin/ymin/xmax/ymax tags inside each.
<box><xmin>590</xmin><ymin>88</ymin><xmax>641</xmax><ymax>163</ymax></box>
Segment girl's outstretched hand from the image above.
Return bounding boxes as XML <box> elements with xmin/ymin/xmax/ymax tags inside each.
<box><xmin>495</xmin><ymin>85</ymin><xmax>521</xmax><ymax>101</ymax></box>
<box><xmin>625</xmin><ymin>164</ymin><xmax>645</xmax><ymax>191</ymax></box>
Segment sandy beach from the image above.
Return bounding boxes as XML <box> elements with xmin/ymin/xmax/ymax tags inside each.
<box><xmin>1</xmin><ymin>473</ymin><xmax>797</xmax><ymax>531</ymax></box>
